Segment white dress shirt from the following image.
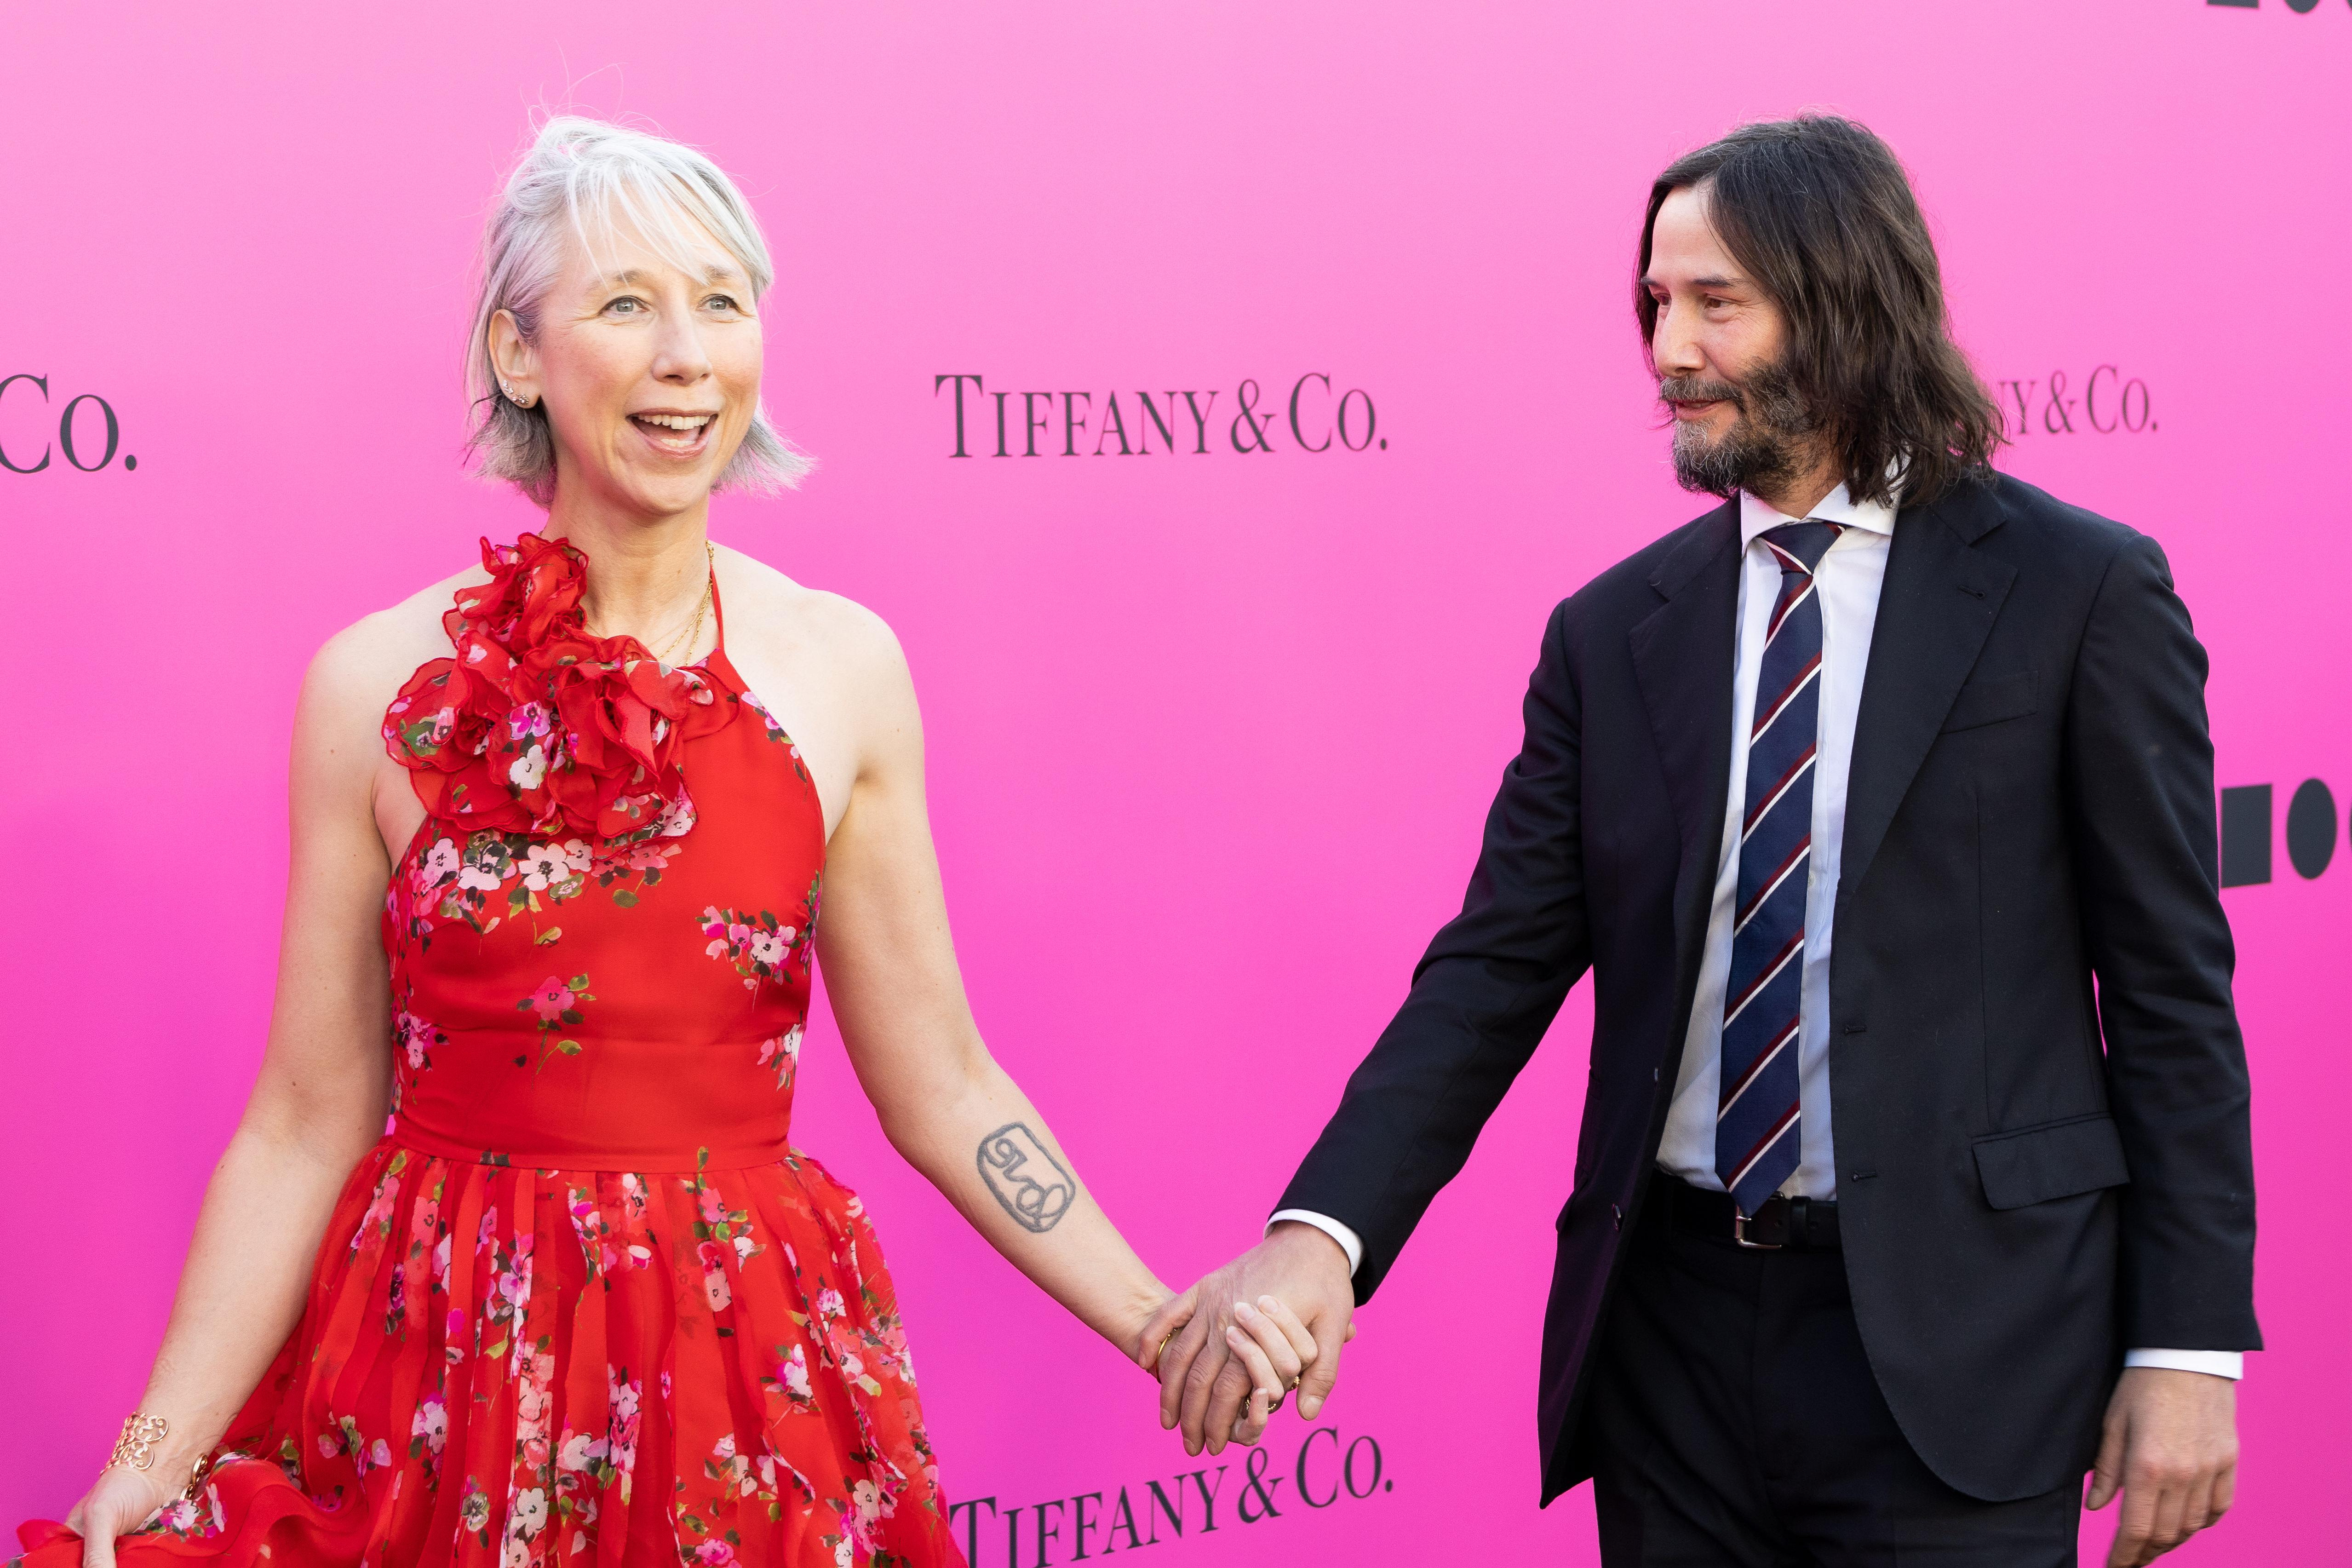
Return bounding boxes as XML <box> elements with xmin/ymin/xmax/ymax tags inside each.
<box><xmin>1275</xmin><ymin>483</ymin><xmax>2239</xmax><ymax>1379</ymax></box>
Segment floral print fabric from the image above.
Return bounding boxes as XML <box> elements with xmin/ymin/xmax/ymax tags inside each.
<box><xmin>12</xmin><ymin>544</ymin><xmax>961</xmax><ymax>1568</ymax></box>
<box><xmin>382</xmin><ymin>533</ymin><xmax>729</xmax><ymax>844</ymax></box>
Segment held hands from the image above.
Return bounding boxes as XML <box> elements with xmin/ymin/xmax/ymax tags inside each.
<box><xmin>2088</xmin><ymin>1367</ymin><xmax>2239</xmax><ymax>1566</ymax></box>
<box><xmin>1136</xmin><ymin>1221</ymin><xmax>1358</xmax><ymax>1456</ymax></box>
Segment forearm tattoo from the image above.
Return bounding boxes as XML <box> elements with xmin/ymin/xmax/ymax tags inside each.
<box><xmin>976</xmin><ymin>1122</ymin><xmax>1076</xmax><ymax>1233</ymax></box>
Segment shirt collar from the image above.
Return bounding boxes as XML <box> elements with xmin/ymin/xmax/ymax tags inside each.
<box><xmin>1738</xmin><ymin>482</ymin><xmax>1898</xmax><ymax>547</ymax></box>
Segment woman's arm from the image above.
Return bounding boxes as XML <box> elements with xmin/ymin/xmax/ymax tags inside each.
<box><xmin>811</xmin><ymin>613</ymin><xmax>1168</xmax><ymax>1356</ymax></box>
<box><xmin>66</xmin><ymin>629</ymin><xmax>398</xmax><ymax>1562</ymax></box>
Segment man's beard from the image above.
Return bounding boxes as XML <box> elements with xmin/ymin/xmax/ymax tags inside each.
<box><xmin>1661</xmin><ymin>356</ymin><xmax>1824</xmax><ymax>499</ymax></box>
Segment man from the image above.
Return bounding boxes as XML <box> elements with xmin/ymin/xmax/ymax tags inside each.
<box><xmin>1144</xmin><ymin>116</ymin><xmax>2257</xmax><ymax>1566</ymax></box>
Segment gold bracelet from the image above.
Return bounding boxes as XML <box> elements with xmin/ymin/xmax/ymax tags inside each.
<box><xmin>105</xmin><ymin>1414</ymin><xmax>170</xmax><ymax>1474</ymax></box>
<box><xmin>105</xmin><ymin>1414</ymin><xmax>213</xmax><ymax>1502</ymax></box>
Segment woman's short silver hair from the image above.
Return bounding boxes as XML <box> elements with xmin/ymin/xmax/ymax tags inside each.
<box><xmin>466</xmin><ymin>116</ymin><xmax>810</xmax><ymax>506</ymax></box>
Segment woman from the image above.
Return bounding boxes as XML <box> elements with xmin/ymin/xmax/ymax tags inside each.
<box><xmin>13</xmin><ymin>118</ymin><xmax>1314</xmax><ymax>1568</ymax></box>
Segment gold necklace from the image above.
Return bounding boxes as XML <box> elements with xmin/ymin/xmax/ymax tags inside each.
<box><xmin>653</xmin><ymin>544</ymin><xmax>717</xmax><ymax>664</ymax></box>
<box><xmin>595</xmin><ymin>544</ymin><xmax>715</xmax><ymax>665</ymax></box>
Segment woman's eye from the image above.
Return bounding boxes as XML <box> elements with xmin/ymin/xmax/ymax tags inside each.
<box><xmin>606</xmin><ymin>297</ymin><xmax>646</xmax><ymax>315</ymax></box>
<box><xmin>704</xmin><ymin>294</ymin><xmax>741</xmax><ymax>313</ymax></box>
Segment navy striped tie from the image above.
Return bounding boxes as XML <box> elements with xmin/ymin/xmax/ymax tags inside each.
<box><xmin>1716</xmin><ymin>520</ymin><xmax>1843</xmax><ymax>1218</ymax></box>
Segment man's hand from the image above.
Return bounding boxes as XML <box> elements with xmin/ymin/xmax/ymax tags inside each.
<box><xmin>1138</xmin><ymin>1221</ymin><xmax>1356</xmax><ymax>1456</ymax></box>
<box><xmin>2087</xmin><ymin>1367</ymin><xmax>2239</xmax><ymax>1566</ymax></box>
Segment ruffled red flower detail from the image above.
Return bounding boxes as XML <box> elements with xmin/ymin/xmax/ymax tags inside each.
<box><xmin>382</xmin><ymin>533</ymin><xmax>738</xmax><ymax>843</ymax></box>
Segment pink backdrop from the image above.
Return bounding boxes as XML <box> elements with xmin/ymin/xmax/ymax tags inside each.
<box><xmin>2</xmin><ymin>2</ymin><xmax>2345</xmax><ymax>1561</ymax></box>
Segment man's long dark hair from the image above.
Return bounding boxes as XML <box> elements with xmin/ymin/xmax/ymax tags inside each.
<box><xmin>1635</xmin><ymin>116</ymin><xmax>2003</xmax><ymax>508</ymax></box>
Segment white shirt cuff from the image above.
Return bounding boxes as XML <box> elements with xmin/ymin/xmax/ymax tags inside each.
<box><xmin>1267</xmin><ymin>1209</ymin><xmax>1363</xmax><ymax>1277</ymax></box>
<box><xmin>2124</xmin><ymin>1348</ymin><xmax>2244</xmax><ymax>1380</ymax></box>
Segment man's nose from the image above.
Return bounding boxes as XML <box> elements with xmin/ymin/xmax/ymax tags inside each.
<box><xmin>1652</xmin><ymin>299</ymin><xmax>1704</xmax><ymax>378</ymax></box>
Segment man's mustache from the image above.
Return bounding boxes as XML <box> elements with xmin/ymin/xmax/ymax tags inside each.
<box><xmin>1657</xmin><ymin>376</ymin><xmax>1746</xmax><ymax>409</ymax></box>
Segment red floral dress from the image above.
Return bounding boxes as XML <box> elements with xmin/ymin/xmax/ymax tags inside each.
<box><xmin>14</xmin><ymin>535</ymin><xmax>964</xmax><ymax>1568</ymax></box>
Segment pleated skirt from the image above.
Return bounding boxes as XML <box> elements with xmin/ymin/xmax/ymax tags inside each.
<box><xmin>12</xmin><ymin>1139</ymin><xmax>965</xmax><ymax>1568</ymax></box>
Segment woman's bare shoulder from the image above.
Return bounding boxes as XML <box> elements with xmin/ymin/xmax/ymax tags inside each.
<box><xmin>717</xmin><ymin>546</ymin><xmax>906</xmax><ymax>678</ymax></box>
<box><xmin>303</xmin><ymin>564</ymin><xmax>490</xmax><ymax>718</ymax></box>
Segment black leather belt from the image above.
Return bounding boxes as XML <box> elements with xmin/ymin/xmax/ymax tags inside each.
<box><xmin>1658</xmin><ymin>1175</ymin><xmax>1840</xmax><ymax>1250</ymax></box>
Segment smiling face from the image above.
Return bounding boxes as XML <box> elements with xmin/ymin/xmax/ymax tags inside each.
<box><xmin>490</xmin><ymin>211</ymin><xmax>763</xmax><ymax>524</ymax></box>
<box><xmin>1641</xmin><ymin>184</ymin><xmax>1822</xmax><ymax>500</ymax></box>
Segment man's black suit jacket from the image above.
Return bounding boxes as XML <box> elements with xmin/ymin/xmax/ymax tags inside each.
<box><xmin>1278</xmin><ymin>473</ymin><xmax>2259</xmax><ymax>1504</ymax></box>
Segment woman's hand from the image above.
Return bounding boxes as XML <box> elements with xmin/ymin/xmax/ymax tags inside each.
<box><xmin>61</xmin><ymin>1465</ymin><xmax>173</xmax><ymax>1568</ymax></box>
<box><xmin>1129</xmin><ymin>1287</ymin><xmax>1182</xmax><ymax>1358</ymax></box>
<box><xmin>1219</xmin><ymin>1296</ymin><xmax>1320</xmax><ymax>1447</ymax></box>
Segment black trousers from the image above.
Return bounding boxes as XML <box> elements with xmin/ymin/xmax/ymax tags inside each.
<box><xmin>1582</xmin><ymin>1184</ymin><xmax>2082</xmax><ymax>1566</ymax></box>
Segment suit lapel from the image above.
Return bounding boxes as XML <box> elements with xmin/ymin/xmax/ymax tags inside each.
<box><xmin>1839</xmin><ymin>483</ymin><xmax>2015</xmax><ymax>896</ymax></box>
<box><xmin>1628</xmin><ymin>503</ymin><xmax>1741</xmax><ymax>1010</ymax></box>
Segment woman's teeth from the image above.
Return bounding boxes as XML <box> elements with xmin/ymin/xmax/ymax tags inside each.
<box><xmin>631</xmin><ymin>413</ymin><xmax>712</xmax><ymax>453</ymax></box>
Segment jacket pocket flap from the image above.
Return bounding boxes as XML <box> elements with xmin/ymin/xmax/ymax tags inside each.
<box><xmin>1973</xmin><ymin>1114</ymin><xmax>2129</xmax><ymax>1210</ymax></box>
<box><xmin>1941</xmin><ymin>669</ymin><xmax>2038</xmax><ymax>732</ymax></box>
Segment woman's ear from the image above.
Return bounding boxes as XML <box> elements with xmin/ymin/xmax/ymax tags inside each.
<box><xmin>488</xmin><ymin>309</ymin><xmax>539</xmax><ymax>408</ymax></box>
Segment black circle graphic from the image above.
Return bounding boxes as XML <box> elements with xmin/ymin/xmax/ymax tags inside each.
<box><xmin>125</xmin><ymin>454</ymin><xmax>138</xmax><ymax>471</ymax></box>
<box><xmin>2284</xmin><ymin>779</ymin><xmax>2336</xmax><ymax>879</ymax></box>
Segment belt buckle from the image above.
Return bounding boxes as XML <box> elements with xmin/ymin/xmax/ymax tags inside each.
<box><xmin>1733</xmin><ymin>1196</ymin><xmax>1789</xmax><ymax>1250</ymax></box>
